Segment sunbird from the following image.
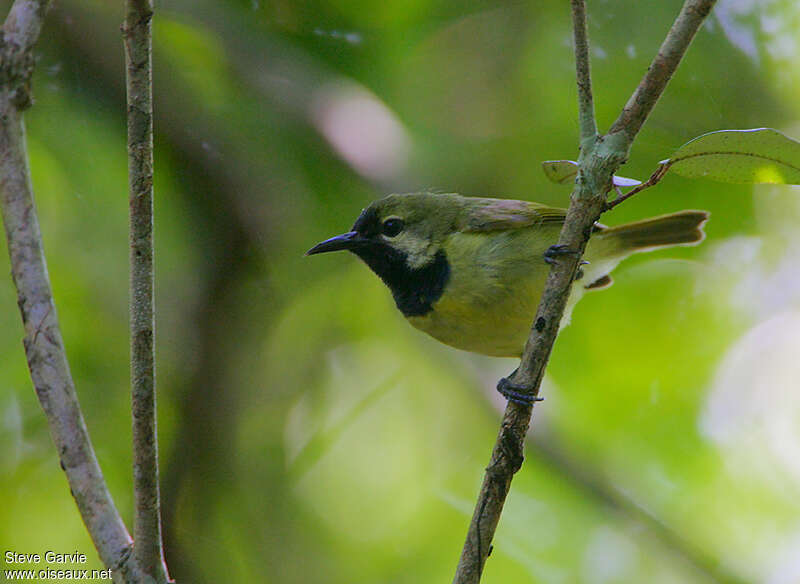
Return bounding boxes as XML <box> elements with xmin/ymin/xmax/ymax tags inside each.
<box><xmin>307</xmin><ymin>193</ymin><xmax>708</xmax><ymax>399</ymax></box>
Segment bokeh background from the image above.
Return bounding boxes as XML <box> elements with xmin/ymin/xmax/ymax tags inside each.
<box><xmin>2</xmin><ymin>0</ymin><xmax>800</xmax><ymax>582</ymax></box>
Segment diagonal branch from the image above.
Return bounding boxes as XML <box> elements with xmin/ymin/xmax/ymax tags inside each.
<box><xmin>123</xmin><ymin>0</ymin><xmax>171</xmax><ymax>582</ymax></box>
<box><xmin>609</xmin><ymin>0</ymin><xmax>715</xmax><ymax>143</ymax></box>
<box><xmin>452</xmin><ymin>1</ymin><xmax>718</xmax><ymax>582</ymax></box>
<box><xmin>0</xmin><ymin>0</ymin><xmax>145</xmax><ymax>579</ymax></box>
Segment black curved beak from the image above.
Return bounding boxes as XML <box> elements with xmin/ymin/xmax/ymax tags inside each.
<box><xmin>305</xmin><ymin>231</ymin><xmax>365</xmax><ymax>255</ymax></box>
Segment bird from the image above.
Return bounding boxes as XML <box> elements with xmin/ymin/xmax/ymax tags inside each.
<box><xmin>307</xmin><ymin>192</ymin><xmax>708</xmax><ymax>400</ymax></box>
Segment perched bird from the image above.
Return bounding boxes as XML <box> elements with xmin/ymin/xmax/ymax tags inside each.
<box><xmin>307</xmin><ymin>193</ymin><xmax>708</xmax><ymax>397</ymax></box>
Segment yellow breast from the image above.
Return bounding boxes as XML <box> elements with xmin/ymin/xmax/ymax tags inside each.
<box><xmin>406</xmin><ymin>230</ymin><xmax>554</xmax><ymax>357</ymax></box>
<box><xmin>404</xmin><ymin>227</ymin><xmax>614</xmax><ymax>357</ymax></box>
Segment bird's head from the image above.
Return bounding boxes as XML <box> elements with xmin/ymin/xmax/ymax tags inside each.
<box><xmin>306</xmin><ymin>193</ymin><xmax>462</xmax><ymax>315</ymax></box>
<box><xmin>306</xmin><ymin>192</ymin><xmax>461</xmax><ymax>271</ymax></box>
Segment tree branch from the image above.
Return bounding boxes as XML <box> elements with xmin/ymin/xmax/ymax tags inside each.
<box><xmin>608</xmin><ymin>0</ymin><xmax>715</xmax><ymax>142</ymax></box>
<box><xmin>0</xmin><ymin>0</ymin><xmax>147</xmax><ymax>580</ymax></box>
<box><xmin>571</xmin><ymin>0</ymin><xmax>597</xmax><ymax>142</ymax></box>
<box><xmin>452</xmin><ymin>1</ymin><xmax>718</xmax><ymax>582</ymax></box>
<box><xmin>604</xmin><ymin>160</ymin><xmax>672</xmax><ymax>211</ymax></box>
<box><xmin>123</xmin><ymin>0</ymin><xmax>170</xmax><ymax>582</ymax></box>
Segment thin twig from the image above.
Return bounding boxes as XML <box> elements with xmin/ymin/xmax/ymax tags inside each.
<box><xmin>453</xmin><ymin>2</ymin><xmax>600</xmax><ymax>582</ymax></box>
<box><xmin>604</xmin><ymin>161</ymin><xmax>672</xmax><ymax>211</ymax></box>
<box><xmin>609</xmin><ymin>0</ymin><xmax>716</xmax><ymax>142</ymax></box>
<box><xmin>452</xmin><ymin>1</ymin><xmax>717</xmax><ymax>582</ymax></box>
<box><xmin>123</xmin><ymin>0</ymin><xmax>170</xmax><ymax>582</ymax></box>
<box><xmin>0</xmin><ymin>0</ymin><xmax>144</xmax><ymax>579</ymax></box>
<box><xmin>571</xmin><ymin>0</ymin><xmax>597</xmax><ymax>142</ymax></box>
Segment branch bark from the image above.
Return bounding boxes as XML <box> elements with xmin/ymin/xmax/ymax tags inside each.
<box><xmin>571</xmin><ymin>0</ymin><xmax>597</xmax><ymax>142</ymax></box>
<box><xmin>608</xmin><ymin>0</ymin><xmax>715</xmax><ymax>141</ymax></box>
<box><xmin>123</xmin><ymin>0</ymin><xmax>170</xmax><ymax>582</ymax></box>
<box><xmin>0</xmin><ymin>0</ymin><xmax>146</xmax><ymax>580</ymax></box>
<box><xmin>453</xmin><ymin>1</ymin><xmax>718</xmax><ymax>582</ymax></box>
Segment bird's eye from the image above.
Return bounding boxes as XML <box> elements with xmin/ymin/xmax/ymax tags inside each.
<box><xmin>382</xmin><ymin>218</ymin><xmax>404</xmax><ymax>237</ymax></box>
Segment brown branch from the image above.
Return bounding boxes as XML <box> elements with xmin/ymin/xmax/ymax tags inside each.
<box><xmin>0</xmin><ymin>0</ymin><xmax>148</xmax><ymax>580</ymax></box>
<box><xmin>608</xmin><ymin>0</ymin><xmax>715</xmax><ymax>142</ymax></box>
<box><xmin>452</xmin><ymin>1</ymin><xmax>718</xmax><ymax>582</ymax></box>
<box><xmin>123</xmin><ymin>0</ymin><xmax>170</xmax><ymax>582</ymax></box>
<box><xmin>604</xmin><ymin>160</ymin><xmax>672</xmax><ymax>211</ymax></box>
<box><xmin>571</xmin><ymin>0</ymin><xmax>597</xmax><ymax>142</ymax></box>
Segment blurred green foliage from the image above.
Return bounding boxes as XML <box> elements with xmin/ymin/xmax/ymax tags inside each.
<box><xmin>2</xmin><ymin>1</ymin><xmax>800</xmax><ymax>583</ymax></box>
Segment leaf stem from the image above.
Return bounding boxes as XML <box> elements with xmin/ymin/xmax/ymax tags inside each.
<box><xmin>604</xmin><ymin>161</ymin><xmax>673</xmax><ymax>211</ymax></box>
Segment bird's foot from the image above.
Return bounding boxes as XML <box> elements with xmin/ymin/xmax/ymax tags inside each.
<box><xmin>544</xmin><ymin>244</ymin><xmax>582</xmax><ymax>265</ymax></box>
<box><xmin>497</xmin><ymin>377</ymin><xmax>544</xmax><ymax>405</ymax></box>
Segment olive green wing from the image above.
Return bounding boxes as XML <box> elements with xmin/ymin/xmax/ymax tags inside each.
<box><xmin>459</xmin><ymin>198</ymin><xmax>567</xmax><ymax>232</ymax></box>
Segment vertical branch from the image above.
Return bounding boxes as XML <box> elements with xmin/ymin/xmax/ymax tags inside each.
<box><xmin>0</xmin><ymin>0</ymin><xmax>145</xmax><ymax>579</ymax></box>
<box><xmin>571</xmin><ymin>0</ymin><xmax>597</xmax><ymax>142</ymax></box>
<box><xmin>123</xmin><ymin>1</ymin><xmax>169</xmax><ymax>582</ymax></box>
<box><xmin>452</xmin><ymin>1</ymin><xmax>717</xmax><ymax>582</ymax></box>
<box><xmin>452</xmin><ymin>3</ymin><xmax>600</xmax><ymax>581</ymax></box>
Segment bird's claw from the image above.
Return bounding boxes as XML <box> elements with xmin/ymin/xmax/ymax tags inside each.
<box><xmin>544</xmin><ymin>244</ymin><xmax>582</xmax><ymax>265</ymax></box>
<box><xmin>497</xmin><ymin>377</ymin><xmax>544</xmax><ymax>405</ymax></box>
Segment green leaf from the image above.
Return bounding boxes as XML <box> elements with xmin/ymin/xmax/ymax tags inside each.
<box><xmin>666</xmin><ymin>128</ymin><xmax>800</xmax><ymax>184</ymax></box>
<box><xmin>541</xmin><ymin>160</ymin><xmax>641</xmax><ymax>187</ymax></box>
<box><xmin>542</xmin><ymin>160</ymin><xmax>579</xmax><ymax>184</ymax></box>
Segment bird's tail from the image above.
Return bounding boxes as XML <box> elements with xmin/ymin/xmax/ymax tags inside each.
<box><xmin>599</xmin><ymin>210</ymin><xmax>709</xmax><ymax>254</ymax></box>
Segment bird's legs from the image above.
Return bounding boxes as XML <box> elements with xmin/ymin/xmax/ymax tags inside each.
<box><xmin>544</xmin><ymin>244</ymin><xmax>582</xmax><ymax>265</ymax></box>
<box><xmin>496</xmin><ymin>368</ymin><xmax>544</xmax><ymax>405</ymax></box>
<box><xmin>496</xmin><ymin>246</ymin><xmax>585</xmax><ymax>404</ymax></box>
<box><xmin>545</xmin><ymin>244</ymin><xmax>589</xmax><ymax>280</ymax></box>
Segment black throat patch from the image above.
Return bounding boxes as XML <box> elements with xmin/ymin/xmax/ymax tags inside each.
<box><xmin>352</xmin><ymin>244</ymin><xmax>450</xmax><ymax>317</ymax></box>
